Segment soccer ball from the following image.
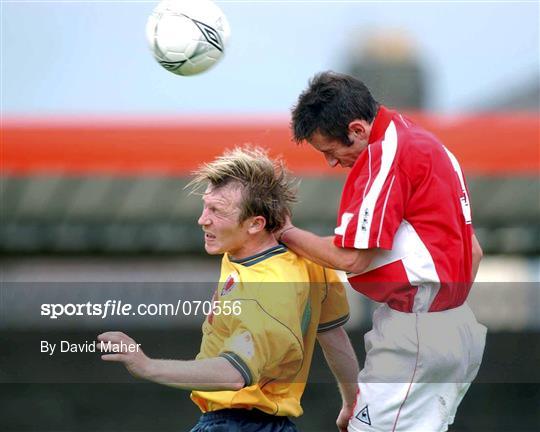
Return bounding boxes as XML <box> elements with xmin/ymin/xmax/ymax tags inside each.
<box><xmin>146</xmin><ymin>0</ymin><xmax>230</xmax><ymax>76</ymax></box>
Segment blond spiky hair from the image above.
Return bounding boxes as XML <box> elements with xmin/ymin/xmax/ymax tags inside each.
<box><xmin>187</xmin><ymin>146</ymin><xmax>297</xmax><ymax>232</ymax></box>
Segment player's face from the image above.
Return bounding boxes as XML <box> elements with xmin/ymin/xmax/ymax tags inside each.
<box><xmin>197</xmin><ymin>183</ymin><xmax>251</xmax><ymax>258</ymax></box>
<box><xmin>308</xmin><ymin>127</ymin><xmax>369</xmax><ymax>168</ymax></box>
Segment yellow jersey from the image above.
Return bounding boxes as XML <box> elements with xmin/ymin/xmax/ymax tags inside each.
<box><xmin>191</xmin><ymin>244</ymin><xmax>349</xmax><ymax>417</ymax></box>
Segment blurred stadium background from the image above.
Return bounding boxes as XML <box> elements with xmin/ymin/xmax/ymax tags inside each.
<box><xmin>1</xmin><ymin>1</ymin><xmax>539</xmax><ymax>431</ymax></box>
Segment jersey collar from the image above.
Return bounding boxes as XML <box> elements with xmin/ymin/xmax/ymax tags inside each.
<box><xmin>229</xmin><ymin>244</ymin><xmax>288</xmax><ymax>267</ymax></box>
<box><xmin>368</xmin><ymin>105</ymin><xmax>395</xmax><ymax>144</ymax></box>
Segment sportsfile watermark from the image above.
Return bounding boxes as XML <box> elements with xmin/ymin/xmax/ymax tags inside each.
<box><xmin>40</xmin><ymin>300</ymin><xmax>242</xmax><ymax>320</ymax></box>
<box><xmin>1</xmin><ymin>283</ymin><xmax>539</xmax><ymax>385</ymax></box>
<box><xmin>0</xmin><ymin>282</ymin><xmax>240</xmax><ymax>329</ymax></box>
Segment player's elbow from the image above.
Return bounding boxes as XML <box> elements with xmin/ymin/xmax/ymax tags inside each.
<box><xmin>340</xmin><ymin>250</ymin><xmax>372</xmax><ymax>275</ymax></box>
<box><xmin>344</xmin><ymin>262</ymin><xmax>368</xmax><ymax>275</ymax></box>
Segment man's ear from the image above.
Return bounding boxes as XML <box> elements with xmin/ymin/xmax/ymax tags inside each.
<box><xmin>247</xmin><ymin>216</ymin><xmax>267</xmax><ymax>234</ymax></box>
<box><xmin>348</xmin><ymin>119</ymin><xmax>369</xmax><ymax>139</ymax></box>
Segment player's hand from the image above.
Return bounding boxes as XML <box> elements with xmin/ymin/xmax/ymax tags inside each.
<box><xmin>97</xmin><ymin>331</ymin><xmax>150</xmax><ymax>379</ymax></box>
<box><xmin>336</xmin><ymin>404</ymin><xmax>353</xmax><ymax>432</ymax></box>
<box><xmin>275</xmin><ymin>215</ymin><xmax>295</xmax><ymax>243</ymax></box>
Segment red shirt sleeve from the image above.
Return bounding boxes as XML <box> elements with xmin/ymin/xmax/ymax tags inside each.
<box><xmin>334</xmin><ymin>122</ymin><xmax>409</xmax><ymax>250</ymax></box>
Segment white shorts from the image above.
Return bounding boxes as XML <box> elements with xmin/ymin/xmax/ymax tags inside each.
<box><xmin>349</xmin><ymin>303</ymin><xmax>487</xmax><ymax>432</ymax></box>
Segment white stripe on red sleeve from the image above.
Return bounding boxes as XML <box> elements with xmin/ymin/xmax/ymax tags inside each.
<box><xmin>354</xmin><ymin>121</ymin><xmax>399</xmax><ymax>249</ymax></box>
<box><xmin>443</xmin><ymin>146</ymin><xmax>472</xmax><ymax>224</ymax></box>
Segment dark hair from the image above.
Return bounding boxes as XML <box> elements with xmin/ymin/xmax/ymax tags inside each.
<box><xmin>291</xmin><ymin>71</ymin><xmax>379</xmax><ymax>146</ymax></box>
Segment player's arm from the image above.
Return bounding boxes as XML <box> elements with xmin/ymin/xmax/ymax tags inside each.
<box><xmin>279</xmin><ymin>225</ymin><xmax>377</xmax><ymax>274</ymax></box>
<box><xmin>471</xmin><ymin>233</ymin><xmax>483</xmax><ymax>281</ymax></box>
<box><xmin>97</xmin><ymin>332</ymin><xmax>244</xmax><ymax>391</ymax></box>
<box><xmin>281</xmin><ymin>141</ymin><xmax>406</xmax><ymax>274</ymax></box>
<box><xmin>316</xmin><ymin>268</ymin><xmax>358</xmax><ymax>431</ymax></box>
<box><xmin>135</xmin><ymin>357</ymin><xmax>245</xmax><ymax>391</ymax></box>
<box><xmin>278</xmin><ymin>150</ymin><xmax>403</xmax><ymax>273</ymax></box>
<box><xmin>317</xmin><ymin>326</ymin><xmax>359</xmax><ymax>431</ymax></box>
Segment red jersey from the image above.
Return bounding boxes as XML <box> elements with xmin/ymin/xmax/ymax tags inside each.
<box><xmin>334</xmin><ymin>106</ymin><xmax>474</xmax><ymax>312</ymax></box>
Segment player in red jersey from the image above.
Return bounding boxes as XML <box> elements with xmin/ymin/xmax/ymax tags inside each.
<box><xmin>278</xmin><ymin>72</ymin><xmax>487</xmax><ymax>431</ymax></box>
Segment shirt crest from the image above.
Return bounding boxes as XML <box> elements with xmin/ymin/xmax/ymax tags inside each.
<box><xmin>221</xmin><ymin>272</ymin><xmax>239</xmax><ymax>296</ymax></box>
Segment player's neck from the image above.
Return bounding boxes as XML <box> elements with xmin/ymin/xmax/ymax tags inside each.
<box><xmin>228</xmin><ymin>233</ymin><xmax>279</xmax><ymax>261</ymax></box>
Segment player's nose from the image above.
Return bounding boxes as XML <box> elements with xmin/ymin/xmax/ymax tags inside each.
<box><xmin>198</xmin><ymin>210</ymin><xmax>210</xmax><ymax>227</ymax></box>
<box><xmin>325</xmin><ymin>154</ymin><xmax>339</xmax><ymax>168</ymax></box>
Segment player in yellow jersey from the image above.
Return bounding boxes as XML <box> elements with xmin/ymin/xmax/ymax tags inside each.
<box><xmin>98</xmin><ymin>147</ymin><xmax>360</xmax><ymax>431</ymax></box>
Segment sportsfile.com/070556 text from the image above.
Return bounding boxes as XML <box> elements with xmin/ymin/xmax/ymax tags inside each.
<box><xmin>40</xmin><ymin>300</ymin><xmax>242</xmax><ymax>319</ymax></box>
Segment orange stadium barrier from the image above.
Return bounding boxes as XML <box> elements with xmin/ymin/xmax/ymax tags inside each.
<box><xmin>2</xmin><ymin>114</ymin><xmax>538</xmax><ymax>176</ymax></box>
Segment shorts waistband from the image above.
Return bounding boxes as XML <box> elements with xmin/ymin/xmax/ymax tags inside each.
<box><xmin>385</xmin><ymin>301</ymin><xmax>469</xmax><ymax>314</ymax></box>
<box><xmin>382</xmin><ymin>302</ymin><xmax>477</xmax><ymax>322</ymax></box>
<box><xmin>200</xmin><ymin>408</ymin><xmax>285</xmax><ymax>423</ymax></box>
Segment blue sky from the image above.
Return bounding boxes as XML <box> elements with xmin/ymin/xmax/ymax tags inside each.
<box><xmin>2</xmin><ymin>1</ymin><xmax>538</xmax><ymax>115</ymax></box>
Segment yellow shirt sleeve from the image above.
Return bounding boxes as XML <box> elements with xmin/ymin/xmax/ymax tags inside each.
<box><xmin>317</xmin><ymin>268</ymin><xmax>350</xmax><ymax>333</ymax></box>
<box><xmin>218</xmin><ymin>287</ymin><xmax>306</xmax><ymax>387</ymax></box>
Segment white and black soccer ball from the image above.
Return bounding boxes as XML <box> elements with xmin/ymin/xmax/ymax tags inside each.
<box><xmin>146</xmin><ymin>0</ymin><xmax>230</xmax><ymax>76</ymax></box>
